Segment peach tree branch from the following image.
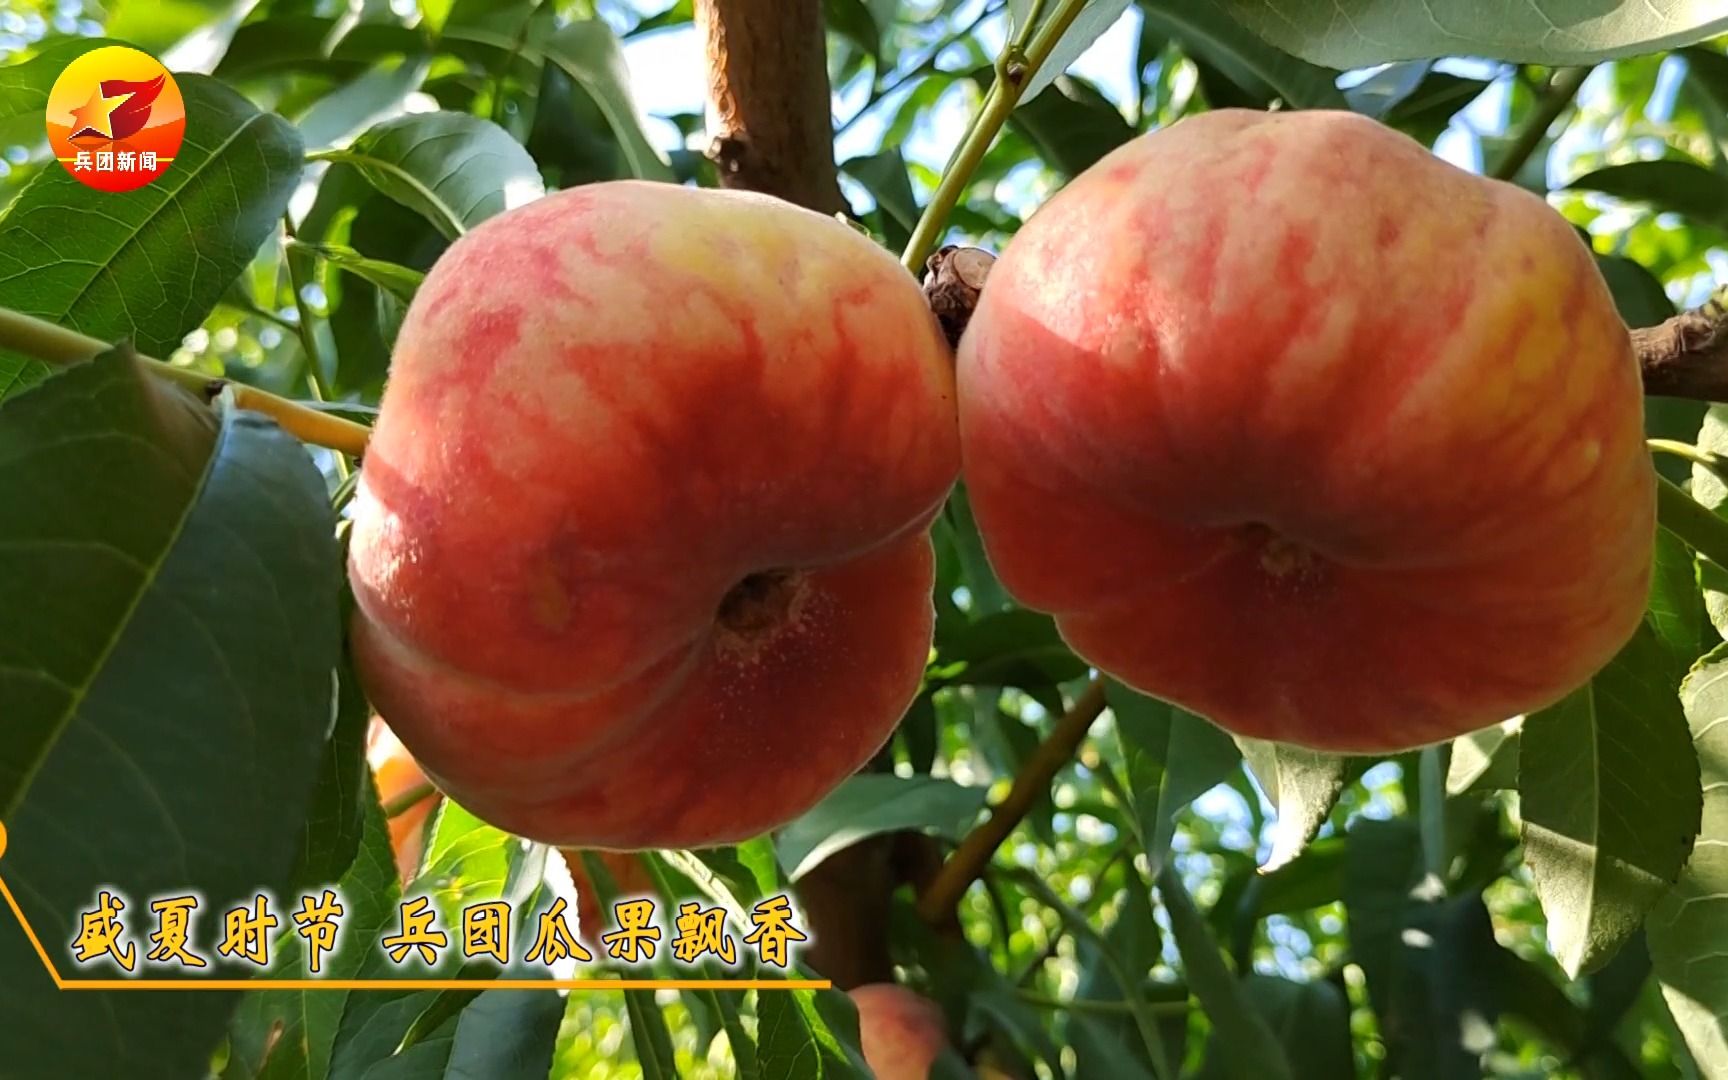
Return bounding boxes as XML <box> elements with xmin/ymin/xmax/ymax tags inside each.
<box><xmin>0</xmin><ymin>306</ymin><xmax>373</xmax><ymax>457</ymax></box>
<box><xmin>693</xmin><ymin>0</ymin><xmax>846</xmax><ymax>213</ymax></box>
<box><xmin>900</xmin><ymin>0</ymin><xmax>1095</xmax><ymax>273</ymax></box>
<box><xmin>916</xmin><ymin>678</ymin><xmax>1107</xmax><ymax>924</ymax></box>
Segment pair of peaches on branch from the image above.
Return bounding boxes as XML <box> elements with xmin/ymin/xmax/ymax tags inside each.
<box><xmin>350</xmin><ymin>109</ymin><xmax>1653</xmax><ymax>850</ymax></box>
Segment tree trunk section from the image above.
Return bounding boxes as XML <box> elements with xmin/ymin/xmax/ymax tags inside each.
<box><xmin>694</xmin><ymin>0</ymin><xmax>847</xmax><ymax>214</ymax></box>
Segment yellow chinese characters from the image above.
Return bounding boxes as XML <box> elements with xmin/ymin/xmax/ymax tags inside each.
<box><xmin>601</xmin><ymin>899</ymin><xmax>662</xmax><ymax>963</ymax></box>
<box><xmin>743</xmin><ymin>895</ymin><xmax>808</xmax><ymax>969</ymax></box>
<box><xmin>293</xmin><ymin>890</ymin><xmax>344</xmax><ymax>974</ymax></box>
<box><xmin>462</xmin><ymin>901</ymin><xmax>511</xmax><ymax>964</ymax></box>
<box><xmin>71</xmin><ymin>890</ymin><xmax>135</xmax><ymax>971</ymax></box>
<box><xmin>381</xmin><ymin>896</ymin><xmax>448</xmax><ymax>965</ymax></box>
<box><xmin>671</xmin><ymin>902</ymin><xmax>736</xmax><ymax>965</ymax></box>
<box><xmin>217</xmin><ymin>895</ymin><xmax>278</xmax><ymax>967</ymax></box>
<box><xmin>62</xmin><ymin>884</ymin><xmax>810</xmax><ymax>975</ymax></box>
<box><xmin>525</xmin><ymin>897</ymin><xmax>593</xmax><ymax>965</ymax></box>
<box><xmin>146</xmin><ymin>896</ymin><xmax>206</xmax><ymax>968</ymax></box>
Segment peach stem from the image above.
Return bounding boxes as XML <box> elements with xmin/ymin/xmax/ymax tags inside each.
<box><xmin>0</xmin><ymin>305</ymin><xmax>372</xmax><ymax>457</ymax></box>
<box><xmin>899</xmin><ymin>0</ymin><xmax>1095</xmax><ymax>274</ymax></box>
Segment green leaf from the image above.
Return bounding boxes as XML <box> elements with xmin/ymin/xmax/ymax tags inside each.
<box><xmin>1342</xmin><ymin>59</ymin><xmax>1431</xmax><ymax>117</ymax></box>
<box><xmin>1010</xmin><ymin>75</ymin><xmax>1136</xmax><ymax>178</ymax></box>
<box><xmin>939</xmin><ymin>485</ymin><xmax>1010</xmax><ymax>615</ymax></box>
<box><xmin>213</xmin><ymin>16</ymin><xmax>431</xmax><ymax>80</ymax></box>
<box><xmin>0</xmin><ymin>348</ymin><xmax>340</xmax><ymax>1077</ymax></box>
<box><xmin>1157</xmin><ymin>866</ymin><xmax>1295</xmax><ymax>1080</ymax></box>
<box><xmin>1445</xmin><ymin>720</ymin><xmax>1521</xmax><ymax>796</ymax></box>
<box><xmin>757</xmin><ymin>987</ymin><xmax>872</xmax><ymax>1080</ymax></box>
<box><xmin>1017</xmin><ymin>0</ymin><xmax>1133</xmax><ymax>103</ymax></box>
<box><xmin>776</xmin><ymin>773</ymin><xmax>988</xmax><ymax>882</ymax></box>
<box><xmin>320</xmin><ymin>802</ymin><xmax>557</xmax><ymax>1075</ymax></box>
<box><xmin>1196</xmin><ymin>975</ymin><xmax>1352</xmax><ymax>1080</ymax></box>
<box><xmin>1215</xmin><ymin>0</ymin><xmax>1728</xmax><ymax>65</ymax></box>
<box><xmin>288</xmin><ymin>646</ymin><xmax>375</xmax><ymax>893</ymax></box>
<box><xmin>0</xmin><ymin>37</ymin><xmax>126</xmax><ymax>123</ymax></box>
<box><xmin>0</xmin><ymin>75</ymin><xmax>303</xmax><ymax>401</ymax></box>
<box><xmin>1381</xmin><ymin>72</ymin><xmax>1491</xmax><ymax>146</ymax></box>
<box><xmin>841</xmin><ymin>148</ymin><xmax>919</xmax><ymax>250</ymax></box>
<box><xmin>1569</xmin><ymin>160</ymin><xmax>1728</xmax><ymax>231</ymax></box>
<box><xmin>1072</xmin><ymin>865</ymin><xmax>1173</xmax><ymax>1078</ymax></box>
<box><xmin>321</xmin><ymin>111</ymin><xmax>545</xmax><ymax>240</ymax></box>
<box><xmin>105</xmin><ymin>0</ymin><xmax>231</xmax><ymax>54</ymax></box>
<box><xmin>699</xmin><ymin>988</ymin><xmax>760</xmax><ymax>1080</ymax></box>
<box><xmin>1237</xmin><ymin>739</ymin><xmax>1351</xmax><ymax>870</ymax></box>
<box><xmin>1343</xmin><ymin>817</ymin><xmax>1424</xmax><ymax>1026</ymax></box>
<box><xmin>1009</xmin><ymin>869</ymin><xmax>1174</xmax><ymax>1073</ymax></box>
<box><xmin>1649</xmin><ymin>643</ymin><xmax>1728</xmax><ymax>1071</ymax></box>
<box><xmin>294</xmin><ymin>57</ymin><xmax>435</xmax><ymax>153</ymax></box>
<box><xmin>1596</xmin><ymin>253</ymin><xmax>1677</xmax><ymax>330</ymax></box>
<box><xmin>1139</xmin><ymin>0</ymin><xmax>1347</xmax><ymax>110</ymax></box>
<box><xmin>1109</xmin><ymin>681</ymin><xmax>1241</xmax><ymax>872</ymax></box>
<box><xmin>1392</xmin><ymin>891</ymin><xmax>1506</xmax><ymax>1080</ymax></box>
<box><xmin>540</xmin><ymin>21</ymin><xmax>675</xmax><ymax>182</ymax></box>
<box><xmin>935</xmin><ymin>607</ymin><xmax>1088</xmax><ymax>694</ymax></box>
<box><xmin>1650</xmin><ymin>525</ymin><xmax>1709</xmax><ymax>675</ymax></box>
<box><xmin>291</xmin><ymin>242</ymin><xmax>426</xmax><ymax>302</ymax></box>
<box><xmin>225</xmin><ymin>778</ymin><xmax>401</xmax><ymax>1080</ymax></box>
<box><xmin>360</xmin><ymin>989</ymin><xmax>566</xmax><ymax>1080</ymax></box>
<box><xmin>625</xmin><ymin>989</ymin><xmax>680</xmax><ymax>1079</ymax></box>
<box><xmin>1520</xmin><ymin>622</ymin><xmax>1703</xmax><ymax>977</ymax></box>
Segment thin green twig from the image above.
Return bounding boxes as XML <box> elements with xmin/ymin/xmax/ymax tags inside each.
<box><xmin>899</xmin><ymin>0</ymin><xmax>1092</xmax><ymax>273</ymax></box>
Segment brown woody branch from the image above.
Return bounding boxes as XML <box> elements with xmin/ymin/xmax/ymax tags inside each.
<box><xmin>693</xmin><ymin>0</ymin><xmax>846</xmax><ymax>214</ymax></box>
<box><xmin>916</xmin><ymin>679</ymin><xmax>1107</xmax><ymax>925</ymax></box>
<box><xmin>1635</xmin><ymin>293</ymin><xmax>1728</xmax><ymax>400</ymax></box>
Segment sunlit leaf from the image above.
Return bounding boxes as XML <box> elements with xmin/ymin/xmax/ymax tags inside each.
<box><xmin>320</xmin><ymin>111</ymin><xmax>544</xmax><ymax>240</ymax></box>
<box><xmin>1649</xmin><ymin>643</ymin><xmax>1728</xmax><ymax>1072</ymax></box>
<box><xmin>1139</xmin><ymin>0</ymin><xmax>1346</xmax><ymax>109</ymax></box>
<box><xmin>0</xmin><ymin>76</ymin><xmax>302</xmax><ymax>400</ymax></box>
<box><xmin>1216</xmin><ymin>0</ymin><xmax>1728</xmax><ymax>65</ymax></box>
<box><xmin>1237</xmin><ymin>740</ymin><xmax>1351</xmax><ymax>870</ymax></box>
<box><xmin>776</xmin><ymin>774</ymin><xmax>987</xmax><ymax>882</ymax></box>
<box><xmin>1520</xmin><ymin>623</ymin><xmax>1702</xmax><ymax>977</ymax></box>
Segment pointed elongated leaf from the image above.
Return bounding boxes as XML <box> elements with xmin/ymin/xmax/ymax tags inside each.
<box><xmin>1446</xmin><ymin>720</ymin><xmax>1521</xmax><ymax>796</ymax></box>
<box><xmin>360</xmin><ymin>989</ymin><xmax>565</xmax><ymax>1080</ymax></box>
<box><xmin>1343</xmin><ymin>817</ymin><xmax>1425</xmax><ymax>1025</ymax></box>
<box><xmin>758</xmin><ymin>987</ymin><xmax>873</xmax><ymax>1080</ymax></box>
<box><xmin>1140</xmin><ymin>0</ymin><xmax>1346</xmax><ymax>109</ymax></box>
<box><xmin>1216</xmin><ymin>0</ymin><xmax>1728</xmax><ymax>66</ymax></box>
<box><xmin>626</xmin><ymin>988</ymin><xmax>680</xmax><ymax>1080</ymax></box>
<box><xmin>540</xmin><ymin>21</ymin><xmax>674</xmax><ymax>181</ymax></box>
<box><xmin>1650</xmin><ymin>525</ymin><xmax>1709</xmax><ymax>675</ymax></box>
<box><xmin>1520</xmin><ymin>622</ymin><xmax>1702</xmax><ymax>977</ymax></box>
<box><xmin>1015</xmin><ymin>0</ymin><xmax>1133</xmax><ymax>103</ymax></box>
<box><xmin>1649</xmin><ymin>644</ymin><xmax>1728</xmax><ymax>1072</ymax></box>
<box><xmin>0</xmin><ymin>37</ymin><xmax>126</xmax><ymax>123</ymax></box>
<box><xmin>0</xmin><ymin>349</ymin><xmax>340</xmax><ymax>1077</ymax></box>
<box><xmin>1237</xmin><ymin>739</ymin><xmax>1351</xmax><ymax>870</ymax></box>
<box><xmin>1109</xmin><ymin>681</ymin><xmax>1241</xmax><ymax>872</ymax></box>
<box><xmin>225</xmin><ymin>778</ymin><xmax>401</xmax><ymax>1080</ymax></box>
<box><xmin>1158</xmin><ymin>867</ymin><xmax>1294</xmax><ymax>1080</ymax></box>
<box><xmin>291</xmin><ymin>242</ymin><xmax>425</xmax><ymax>303</ymax></box>
<box><xmin>777</xmin><ymin>774</ymin><xmax>987</xmax><ymax>882</ymax></box>
<box><xmin>324</xmin><ymin>111</ymin><xmax>544</xmax><ymax>240</ymax></box>
<box><xmin>1196</xmin><ymin>975</ymin><xmax>1352</xmax><ymax>1080</ymax></box>
<box><xmin>1569</xmin><ymin>160</ymin><xmax>1728</xmax><ymax>231</ymax></box>
<box><xmin>0</xmin><ymin>75</ymin><xmax>303</xmax><ymax>401</ymax></box>
<box><xmin>1010</xmin><ymin>75</ymin><xmax>1135</xmax><ymax>178</ymax></box>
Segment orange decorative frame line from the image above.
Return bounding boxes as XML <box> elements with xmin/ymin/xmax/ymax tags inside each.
<box><xmin>0</xmin><ymin>822</ymin><xmax>829</xmax><ymax>992</ymax></box>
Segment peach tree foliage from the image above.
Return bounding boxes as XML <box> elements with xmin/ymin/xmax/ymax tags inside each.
<box><xmin>0</xmin><ymin>0</ymin><xmax>1726</xmax><ymax>1078</ymax></box>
